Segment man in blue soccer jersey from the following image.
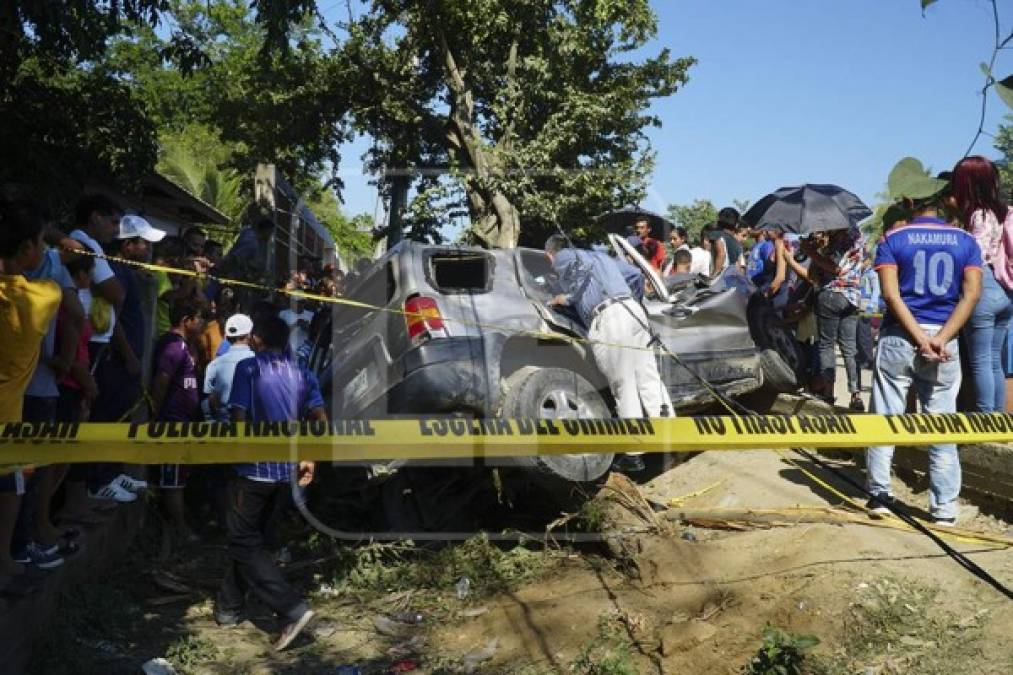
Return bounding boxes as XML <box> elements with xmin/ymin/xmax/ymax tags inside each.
<box><xmin>866</xmin><ymin>181</ymin><xmax>982</xmax><ymax>526</ymax></box>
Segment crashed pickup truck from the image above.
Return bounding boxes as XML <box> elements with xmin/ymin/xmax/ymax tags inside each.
<box><xmin>307</xmin><ymin>236</ymin><xmax>801</xmax><ymax>529</ymax></box>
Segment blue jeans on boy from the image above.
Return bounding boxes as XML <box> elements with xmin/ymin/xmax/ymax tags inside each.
<box><xmin>866</xmin><ymin>326</ymin><xmax>962</xmax><ymax>520</ymax></box>
<box><xmin>962</xmin><ymin>266</ymin><xmax>1013</xmax><ymax>413</ymax></box>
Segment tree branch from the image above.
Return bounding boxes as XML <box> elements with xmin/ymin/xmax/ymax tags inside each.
<box><xmin>964</xmin><ymin>0</ymin><xmax>1003</xmax><ymax>157</ymax></box>
<box><xmin>496</xmin><ymin>38</ymin><xmax>519</xmax><ymax>154</ymax></box>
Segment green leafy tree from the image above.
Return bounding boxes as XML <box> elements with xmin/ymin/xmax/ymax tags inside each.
<box><xmin>667</xmin><ymin>199</ymin><xmax>717</xmax><ymax>242</ymax></box>
<box><xmin>112</xmin><ymin>2</ymin><xmax>375</xmax><ymax>255</ymax></box>
<box><xmin>103</xmin><ymin>0</ymin><xmax>352</xmax><ymax>193</ymax></box>
<box><xmin>305</xmin><ymin>187</ymin><xmax>375</xmax><ymax>261</ymax></box>
<box><xmin>0</xmin><ymin>57</ymin><xmax>158</xmax><ymax>208</ymax></box>
<box><xmin>157</xmin><ymin>125</ymin><xmax>248</xmax><ymax>226</ymax></box>
<box><xmin>995</xmin><ymin>115</ymin><xmax>1013</xmax><ymax>201</ymax></box>
<box><xmin>0</xmin><ymin>0</ymin><xmax>319</xmax><ymax>206</ymax></box>
<box><xmin>338</xmin><ymin>0</ymin><xmax>694</xmax><ymax>248</ymax></box>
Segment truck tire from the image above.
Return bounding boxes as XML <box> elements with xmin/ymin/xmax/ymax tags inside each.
<box><xmin>748</xmin><ymin>295</ymin><xmax>803</xmax><ymax>392</ymax></box>
<box><xmin>759</xmin><ymin>348</ymin><xmax>798</xmax><ymax>393</ymax></box>
<box><xmin>500</xmin><ymin>366</ymin><xmax>614</xmax><ymax>483</ymax></box>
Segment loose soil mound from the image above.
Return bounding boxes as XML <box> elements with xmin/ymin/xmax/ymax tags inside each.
<box><xmin>28</xmin><ymin>450</ymin><xmax>1013</xmax><ymax>674</ymax></box>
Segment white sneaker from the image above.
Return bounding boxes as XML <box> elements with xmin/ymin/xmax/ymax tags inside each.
<box><xmin>88</xmin><ymin>482</ymin><xmax>138</xmax><ymax>503</ymax></box>
<box><xmin>112</xmin><ymin>474</ymin><xmax>148</xmax><ymax>493</ymax></box>
<box><xmin>14</xmin><ymin>542</ymin><xmax>64</xmax><ymax>570</ymax></box>
<box><xmin>274</xmin><ymin>609</ymin><xmax>314</xmax><ymax>651</ymax></box>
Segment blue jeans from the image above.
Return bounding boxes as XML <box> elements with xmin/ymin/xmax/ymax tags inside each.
<box><xmin>816</xmin><ymin>289</ymin><xmax>860</xmax><ymax>394</ymax></box>
<box><xmin>866</xmin><ymin>326</ymin><xmax>962</xmax><ymax>519</ymax></box>
<box><xmin>962</xmin><ymin>266</ymin><xmax>1013</xmax><ymax>413</ymax></box>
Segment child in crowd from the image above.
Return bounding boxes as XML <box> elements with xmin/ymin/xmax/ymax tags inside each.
<box><xmin>216</xmin><ymin>316</ymin><xmax>324</xmax><ymax>650</ymax></box>
<box><xmin>56</xmin><ymin>254</ymin><xmax>106</xmax><ymax>525</ymax></box>
<box><xmin>202</xmin><ymin>313</ymin><xmax>254</xmax><ymax>422</ymax></box>
<box><xmin>150</xmin><ymin>298</ymin><xmax>205</xmax><ymax>547</ymax></box>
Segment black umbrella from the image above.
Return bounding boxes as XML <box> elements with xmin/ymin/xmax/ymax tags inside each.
<box><xmin>596</xmin><ymin>206</ymin><xmax>674</xmax><ymax>240</ymax></box>
<box><xmin>742</xmin><ymin>184</ymin><xmax>871</xmax><ymax>235</ymax></box>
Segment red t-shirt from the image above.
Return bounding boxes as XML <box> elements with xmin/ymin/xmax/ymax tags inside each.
<box><xmin>641</xmin><ymin>236</ymin><xmax>665</xmax><ymax>270</ymax></box>
<box><xmin>57</xmin><ymin>306</ymin><xmax>92</xmax><ymax>391</ymax></box>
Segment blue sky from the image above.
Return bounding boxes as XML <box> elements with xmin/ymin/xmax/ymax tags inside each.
<box><xmin>333</xmin><ymin>0</ymin><xmax>1012</xmax><ymax>224</ymax></box>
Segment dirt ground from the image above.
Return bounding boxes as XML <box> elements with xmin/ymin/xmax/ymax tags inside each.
<box><xmin>29</xmin><ymin>449</ymin><xmax>1013</xmax><ymax>674</ymax></box>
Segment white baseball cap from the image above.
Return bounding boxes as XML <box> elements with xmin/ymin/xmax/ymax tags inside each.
<box><xmin>117</xmin><ymin>215</ymin><xmax>166</xmax><ymax>242</ymax></box>
<box><xmin>224</xmin><ymin>313</ymin><xmax>253</xmax><ymax>338</ymax></box>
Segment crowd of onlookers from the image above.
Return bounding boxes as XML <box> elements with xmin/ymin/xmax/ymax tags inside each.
<box><xmin>1</xmin><ymin>152</ymin><xmax>1012</xmax><ymax>643</ymax></box>
<box><xmin>1</xmin><ymin>194</ymin><xmax>342</xmax><ymax>648</ymax></box>
<box><xmin>624</xmin><ymin>155</ymin><xmax>1013</xmax><ymax>524</ymax></box>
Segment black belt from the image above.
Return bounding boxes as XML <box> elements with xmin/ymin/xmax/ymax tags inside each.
<box><xmin>591</xmin><ymin>295</ymin><xmax>633</xmax><ymax>321</ymax></box>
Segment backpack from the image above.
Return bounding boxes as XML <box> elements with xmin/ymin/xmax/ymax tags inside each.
<box><xmin>991</xmin><ymin>209</ymin><xmax>1013</xmax><ymax>291</ymax></box>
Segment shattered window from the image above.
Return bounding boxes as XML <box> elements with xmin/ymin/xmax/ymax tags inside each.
<box><xmin>427</xmin><ymin>252</ymin><xmax>492</xmax><ymax>293</ymax></box>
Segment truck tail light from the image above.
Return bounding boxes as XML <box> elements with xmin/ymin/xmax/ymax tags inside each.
<box><xmin>404</xmin><ymin>295</ymin><xmax>445</xmax><ymax>343</ymax></box>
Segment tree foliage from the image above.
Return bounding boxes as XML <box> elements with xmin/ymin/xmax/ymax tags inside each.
<box><xmin>337</xmin><ymin>0</ymin><xmax>695</xmax><ymax>248</ymax></box>
<box><xmin>0</xmin><ymin>0</ymin><xmax>321</xmax><ymax>207</ymax></box>
<box><xmin>3</xmin><ymin>0</ymin><xmax>695</xmax><ymax>251</ymax></box>
<box><xmin>667</xmin><ymin>199</ymin><xmax>717</xmax><ymax>242</ymax></box>
<box><xmin>995</xmin><ymin>115</ymin><xmax>1013</xmax><ymax>202</ymax></box>
<box><xmin>305</xmin><ymin>187</ymin><xmax>375</xmax><ymax>262</ymax></box>
<box><xmin>103</xmin><ymin>0</ymin><xmax>352</xmax><ymax>193</ymax></box>
<box><xmin>157</xmin><ymin>125</ymin><xmax>248</xmax><ymax>226</ymax></box>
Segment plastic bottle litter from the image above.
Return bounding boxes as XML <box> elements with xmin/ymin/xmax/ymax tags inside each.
<box><xmin>390</xmin><ymin>611</ymin><xmax>424</xmax><ymax>624</ymax></box>
<box><xmin>462</xmin><ymin>638</ymin><xmax>499</xmax><ymax>673</ymax></box>
<box><xmin>455</xmin><ymin>576</ymin><xmax>471</xmax><ymax>600</ymax></box>
<box><xmin>141</xmin><ymin>658</ymin><xmax>178</xmax><ymax>675</ymax></box>
<box><xmin>373</xmin><ymin>615</ymin><xmax>414</xmax><ymax>638</ymax></box>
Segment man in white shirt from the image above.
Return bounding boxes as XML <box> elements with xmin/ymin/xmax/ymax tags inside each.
<box><xmin>68</xmin><ymin>195</ymin><xmax>125</xmax><ymax>350</ymax></box>
<box><xmin>203</xmin><ymin>314</ymin><xmax>255</xmax><ymax>422</ymax></box>
<box><xmin>689</xmin><ymin>231</ymin><xmax>712</xmax><ymax>276</ymax></box>
<box><xmin>279</xmin><ymin>300</ymin><xmax>314</xmax><ymax>356</ymax></box>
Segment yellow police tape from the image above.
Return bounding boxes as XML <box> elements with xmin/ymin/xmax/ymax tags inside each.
<box><xmin>2</xmin><ymin>412</ymin><xmax>1013</xmax><ymax>465</ymax></box>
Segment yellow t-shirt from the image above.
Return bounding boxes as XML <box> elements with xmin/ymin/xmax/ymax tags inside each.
<box><xmin>0</xmin><ymin>275</ymin><xmax>61</xmax><ymax>422</ymax></box>
<box><xmin>201</xmin><ymin>320</ymin><xmax>223</xmax><ymax>364</ymax></box>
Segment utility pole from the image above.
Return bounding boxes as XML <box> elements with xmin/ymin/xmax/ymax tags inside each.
<box><xmin>386</xmin><ymin>169</ymin><xmax>410</xmax><ymax>250</ymax></box>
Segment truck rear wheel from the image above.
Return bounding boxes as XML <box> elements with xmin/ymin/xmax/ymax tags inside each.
<box><xmin>500</xmin><ymin>366</ymin><xmax>615</xmax><ymax>484</ymax></box>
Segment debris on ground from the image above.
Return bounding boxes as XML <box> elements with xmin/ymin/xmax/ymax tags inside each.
<box><xmin>459</xmin><ymin>606</ymin><xmax>488</xmax><ymax>618</ymax></box>
<box><xmin>387</xmin><ymin>635</ymin><xmax>426</xmax><ymax>659</ymax></box>
<box><xmin>460</xmin><ymin>637</ymin><xmax>499</xmax><ymax>673</ymax></box>
<box><xmin>312</xmin><ymin>619</ymin><xmax>341</xmax><ymax>639</ymax></box>
<box><xmin>373</xmin><ymin>615</ymin><xmax>416</xmax><ymax>638</ymax></box>
<box><xmin>140</xmin><ymin>657</ymin><xmax>177</xmax><ymax>675</ymax></box>
<box><xmin>455</xmin><ymin>576</ymin><xmax>471</xmax><ymax>600</ymax></box>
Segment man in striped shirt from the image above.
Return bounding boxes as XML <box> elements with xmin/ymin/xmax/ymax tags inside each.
<box><xmin>217</xmin><ymin>315</ymin><xmax>327</xmax><ymax>650</ymax></box>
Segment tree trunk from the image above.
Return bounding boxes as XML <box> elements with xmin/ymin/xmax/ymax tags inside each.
<box><xmin>438</xmin><ymin>28</ymin><xmax>521</xmax><ymax>249</ymax></box>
